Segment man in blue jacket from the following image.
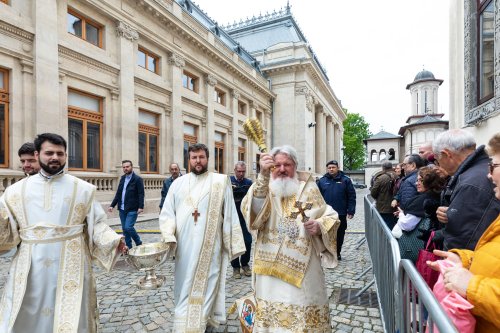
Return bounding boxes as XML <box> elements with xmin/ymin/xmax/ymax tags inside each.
<box><xmin>318</xmin><ymin>160</ymin><xmax>356</xmax><ymax>260</ymax></box>
<box><xmin>108</xmin><ymin>160</ymin><xmax>144</xmax><ymax>248</ymax></box>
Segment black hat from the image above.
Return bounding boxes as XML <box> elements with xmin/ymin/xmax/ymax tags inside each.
<box><xmin>326</xmin><ymin>160</ymin><xmax>338</xmax><ymax>167</ymax></box>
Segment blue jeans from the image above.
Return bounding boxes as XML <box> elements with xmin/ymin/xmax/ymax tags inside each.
<box><xmin>119</xmin><ymin>210</ymin><xmax>142</xmax><ymax>248</ymax></box>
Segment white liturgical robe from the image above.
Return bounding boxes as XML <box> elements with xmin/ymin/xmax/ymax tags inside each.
<box><xmin>0</xmin><ymin>173</ymin><xmax>122</xmax><ymax>333</ymax></box>
<box><xmin>159</xmin><ymin>172</ymin><xmax>245</xmax><ymax>333</ymax></box>
<box><xmin>241</xmin><ymin>171</ymin><xmax>340</xmax><ymax>332</ymax></box>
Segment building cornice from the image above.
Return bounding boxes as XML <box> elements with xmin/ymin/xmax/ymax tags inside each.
<box><xmin>181</xmin><ymin>96</ymin><xmax>207</xmax><ymax>111</ymax></box>
<box><xmin>134</xmin><ymin>76</ymin><xmax>172</xmax><ymax>97</ymax></box>
<box><xmin>0</xmin><ymin>20</ymin><xmax>34</xmax><ymax>43</ymax></box>
<box><xmin>58</xmin><ymin>45</ymin><xmax>120</xmax><ymax>76</ymax></box>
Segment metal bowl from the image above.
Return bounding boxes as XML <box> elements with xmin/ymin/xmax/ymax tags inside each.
<box><xmin>126</xmin><ymin>242</ymin><xmax>171</xmax><ymax>272</ymax></box>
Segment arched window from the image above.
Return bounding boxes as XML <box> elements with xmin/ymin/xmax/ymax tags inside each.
<box><xmin>371</xmin><ymin>149</ymin><xmax>378</xmax><ymax>162</ymax></box>
<box><xmin>379</xmin><ymin>149</ymin><xmax>387</xmax><ymax>160</ymax></box>
<box><xmin>388</xmin><ymin>148</ymin><xmax>396</xmax><ymax>160</ymax></box>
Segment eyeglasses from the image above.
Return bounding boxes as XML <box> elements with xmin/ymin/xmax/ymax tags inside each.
<box><xmin>488</xmin><ymin>162</ymin><xmax>500</xmax><ymax>174</ymax></box>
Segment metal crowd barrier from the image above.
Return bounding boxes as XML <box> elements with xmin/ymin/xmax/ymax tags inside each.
<box><xmin>364</xmin><ymin>195</ymin><xmax>401</xmax><ymax>333</ymax></box>
<box><xmin>363</xmin><ymin>194</ymin><xmax>458</xmax><ymax>332</ymax></box>
<box><xmin>398</xmin><ymin>260</ymin><xmax>458</xmax><ymax>333</ymax></box>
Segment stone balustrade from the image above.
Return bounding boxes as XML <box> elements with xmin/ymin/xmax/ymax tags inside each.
<box><xmin>0</xmin><ymin>174</ymin><xmax>24</xmax><ymax>194</ymax></box>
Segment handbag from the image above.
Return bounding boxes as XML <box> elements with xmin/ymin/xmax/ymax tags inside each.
<box><xmin>415</xmin><ymin>231</ymin><xmax>440</xmax><ymax>290</ymax></box>
<box><xmin>398</xmin><ymin>217</ymin><xmax>431</xmax><ymax>264</ymax></box>
<box><xmin>228</xmin><ymin>293</ymin><xmax>257</xmax><ymax>333</ymax></box>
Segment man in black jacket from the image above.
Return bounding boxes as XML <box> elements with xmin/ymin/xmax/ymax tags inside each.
<box><xmin>434</xmin><ymin>129</ymin><xmax>500</xmax><ymax>250</ymax></box>
<box><xmin>159</xmin><ymin>162</ymin><xmax>181</xmax><ymax>211</ymax></box>
<box><xmin>108</xmin><ymin>160</ymin><xmax>144</xmax><ymax>248</ymax></box>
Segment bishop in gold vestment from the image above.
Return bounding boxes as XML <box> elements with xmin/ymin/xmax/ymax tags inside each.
<box><xmin>242</xmin><ymin>145</ymin><xmax>340</xmax><ymax>332</ymax></box>
<box><xmin>0</xmin><ymin>133</ymin><xmax>125</xmax><ymax>333</ymax></box>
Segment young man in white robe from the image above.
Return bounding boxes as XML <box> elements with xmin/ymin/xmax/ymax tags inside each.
<box><xmin>159</xmin><ymin>143</ymin><xmax>245</xmax><ymax>332</ymax></box>
<box><xmin>241</xmin><ymin>145</ymin><xmax>340</xmax><ymax>332</ymax></box>
<box><xmin>0</xmin><ymin>133</ymin><xmax>127</xmax><ymax>333</ymax></box>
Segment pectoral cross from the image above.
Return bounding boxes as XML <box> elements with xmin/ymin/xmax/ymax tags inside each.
<box><xmin>289</xmin><ymin>201</ymin><xmax>313</xmax><ymax>222</ymax></box>
<box><xmin>192</xmin><ymin>209</ymin><xmax>200</xmax><ymax>225</ymax></box>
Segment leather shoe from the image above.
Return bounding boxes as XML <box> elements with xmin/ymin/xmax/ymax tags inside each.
<box><xmin>233</xmin><ymin>268</ymin><xmax>241</xmax><ymax>279</ymax></box>
<box><xmin>242</xmin><ymin>266</ymin><xmax>252</xmax><ymax>277</ymax></box>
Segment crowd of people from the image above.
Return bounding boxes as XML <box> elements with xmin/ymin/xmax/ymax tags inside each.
<box><xmin>370</xmin><ymin>129</ymin><xmax>500</xmax><ymax>332</ymax></box>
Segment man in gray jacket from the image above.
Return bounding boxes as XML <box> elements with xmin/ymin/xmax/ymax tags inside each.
<box><xmin>159</xmin><ymin>163</ymin><xmax>181</xmax><ymax>210</ymax></box>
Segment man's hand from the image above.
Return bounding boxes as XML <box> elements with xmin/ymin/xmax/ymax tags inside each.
<box><xmin>259</xmin><ymin>153</ymin><xmax>274</xmax><ymax>176</ymax></box>
<box><xmin>107</xmin><ymin>206</ymin><xmax>114</xmax><ymax>213</ymax></box>
<box><xmin>436</xmin><ymin>206</ymin><xmax>449</xmax><ymax>223</ymax></box>
<box><xmin>138</xmin><ymin>208</ymin><xmax>144</xmax><ymax>214</ymax></box>
<box><xmin>391</xmin><ymin>199</ymin><xmax>398</xmax><ymax>208</ymax></box>
<box><xmin>347</xmin><ymin>214</ymin><xmax>354</xmax><ymax>219</ymax></box>
<box><xmin>117</xmin><ymin>238</ymin><xmax>128</xmax><ymax>254</ymax></box>
<box><xmin>304</xmin><ymin>219</ymin><xmax>321</xmax><ymax>236</ymax></box>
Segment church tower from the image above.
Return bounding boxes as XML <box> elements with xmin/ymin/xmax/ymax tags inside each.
<box><xmin>406</xmin><ymin>69</ymin><xmax>443</xmax><ymax>116</ymax></box>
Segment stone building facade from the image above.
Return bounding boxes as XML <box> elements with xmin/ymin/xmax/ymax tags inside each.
<box><xmin>0</xmin><ymin>0</ymin><xmax>345</xmax><ymax>212</ymax></box>
<box><xmin>449</xmin><ymin>0</ymin><xmax>500</xmax><ymax>144</ymax></box>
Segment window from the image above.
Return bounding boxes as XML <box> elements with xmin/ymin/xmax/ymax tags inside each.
<box><xmin>238</xmin><ymin>101</ymin><xmax>247</xmax><ymax>115</ymax></box>
<box><xmin>182</xmin><ymin>71</ymin><xmax>198</xmax><ymax>93</ymax></box>
<box><xmin>183</xmin><ymin>123</ymin><xmax>198</xmax><ymax>171</ymax></box>
<box><xmin>214</xmin><ymin>132</ymin><xmax>224</xmax><ymax>173</ymax></box>
<box><xmin>138</xmin><ymin>110</ymin><xmax>159</xmax><ymax>173</ymax></box>
<box><xmin>214</xmin><ymin>88</ymin><xmax>226</xmax><ymax>106</ymax></box>
<box><xmin>256</xmin><ymin>110</ymin><xmax>263</xmax><ymax>124</ymax></box>
<box><xmin>370</xmin><ymin>150</ymin><xmax>378</xmax><ymax>162</ymax></box>
<box><xmin>238</xmin><ymin>138</ymin><xmax>246</xmax><ymax>162</ymax></box>
<box><xmin>379</xmin><ymin>149</ymin><xmax>387</xmax><ymax>160</ymax></box>
<box><xmin>0</xmin><ymin>0</ymin><xmax>9</xmax><ymax>4</ymax></box>
<box><xmin>478</xmin><ymin>0</ymin><xmax>494</xmax><ymax>103</ymax></box>
<box><xmin>388</xmin><ymin>148</ymin><xmax>396</xmax><ymax>160</ymax></box>
<box><xmin>68</xmin><ymin>89</ymin><xmax>103</xmax><ymax>171</ymax></box>
<box><xmin>67</xmin><ymin>9</ymin><xmax>103</xmax><ymax>47</ymax></box>
<box><xmin>0</xmin><ymin>68</ymin><xmax>9</xmax><ymax>167</ymax></box>
<box><xmin>138</xmin><ymin>47</ymin><xmax>159</xmax><ymax>74</ymax></box>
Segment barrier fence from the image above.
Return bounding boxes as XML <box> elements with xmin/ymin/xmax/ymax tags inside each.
<box><xmin>363</xmin><ymin>195</ymin><xmax>458</xmax><ymax>333</ymax></box>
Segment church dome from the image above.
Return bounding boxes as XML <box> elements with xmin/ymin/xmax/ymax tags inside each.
<box><xmin>413</xmin><ymin>69</ymin><xmax>435</xmax><ymax>81</ymax></box>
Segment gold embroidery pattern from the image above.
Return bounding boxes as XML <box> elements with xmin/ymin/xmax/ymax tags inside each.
<box><xmin>91</xmin><ymin>222</ymin><xmax>121</xmax><ymax>272</ymax></box>
<box><xmin>71</xmin><ymin>203</ymin><xmax>87</xmax><ymax>226</ymax></box>
<box><xmin>230</xmin><ymin>224</ymin><xmax>245</xmax><ymax>259</ymax></box>
<box><xmin>6</xmin><ymin>192</ymin><xmax>27</xmax><ymax>229</ymax></box>
<box><xmin>186</xmin><ymin>177</ymin><xmax>225</xmax><ymax>331</ymax></box>
<box><xmin>307</xmin><ymin>187</ymin><xmax>325</xmax><ymax>208</ymax></box>
<box><xmin>255</xmin><ymin>298</ymin><xmax>330</xmax><ymax>331</ymax></box>
<box><xmin>54</xmin><ymin>236</ymin><xmax>84</xmax><ymax>333</ymax></box>
<box><xmin>9</xmin><ymin>243</ymin><xmax>31</xmax><ymax>328</ymax></box>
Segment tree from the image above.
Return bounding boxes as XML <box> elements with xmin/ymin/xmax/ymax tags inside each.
<box><xmin>342</xmin><ymin>111</ymin><xmax>371</xmax><ymax>170</ymax></box>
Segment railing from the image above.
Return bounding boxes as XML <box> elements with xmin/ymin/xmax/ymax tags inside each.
<box><xmin>364</xmin><ymin>195</ymin><xmax>401</xmax><ymax>333</ymax></box>
<box><xmin>0</xmin><ymin>174</ymin><xmax>24</xmax><ymax>194</ymax></box>
<box><xmin>398</xmin><ymin>260</ymin><xmax>458</xmax><ymax>333</ymax></box>
<box><xmin>142</xmin><ymin>175</ymin><xmax>167</xmax><ymax>192</ymax></box>
<box><xmin>77</xmin><ymin>174</ymin><xmax>117</xmax><ymax>192</ymax></box>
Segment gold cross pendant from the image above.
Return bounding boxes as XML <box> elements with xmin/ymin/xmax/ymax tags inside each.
<box><xmin>192</xmin><ymin>208</ymin><xmax>200</xmax><ymax>225</ymax></box>
<box><xmin>289</xmin><ymin>201</ymin><xmax>313</xmax><ymax>222</ymax></box>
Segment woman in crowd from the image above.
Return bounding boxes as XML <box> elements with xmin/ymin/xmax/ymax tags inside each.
<box><xmin>393</xmin><ymin>163</ymin><xmax>405</xmax><ymax>197</ymax></box>
<box><xmin>428</xmin><ymin>133</ymin><xmax>500</xmax><ymax>332</ymax></box>
<box><xmin>392</xmin><ymin>166</ymin><xmax>447</xmax><ymax>263</ymax></box>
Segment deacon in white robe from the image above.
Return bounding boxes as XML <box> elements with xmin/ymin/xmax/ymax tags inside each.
<box><xmin>241</xmin><ymin>145</ymin><xmax>340</xmax><ymax>332</ymax></box>
<box><xmin>0</xmin><ymin>172</ymin><xmax>124</xmax><ymax>333</ymax></box>
<box><xmin>159</xmin><ymin>155</ymin><xmax>245</xmax><ymax>332</ymax></box>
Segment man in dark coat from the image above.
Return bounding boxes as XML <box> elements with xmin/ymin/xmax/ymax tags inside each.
<box><xmin>434</xmin><ymin>129</ymin><xmax>500</xmax><ymax>250</ymax></box>
<box><xmin>317</xmin><ymin>160</ymin><xmax>356</xmax><ymax>260</ymax></box>
<box><xmin>370</xmin><ymin>161</ymin><xmax>397</xmax><ymax>229</ymax></box>
<box><xmin>230</xmin><ymin>161</ymin><xmax>253</xmax><ymax>278</ymax></box>
<box><xmin>159</xmin><ymin>163</ymin><xmax>181</xmax><ymax>210</ymax></box>
<box><xmin>392</xmin><ymin>154</ymin><xmax>425</xmax><ymax>211</ymax></box>
<box><xmin>108</xmin><ymin>160</ymin><xmax>144</xmax><ymax>248</ymax></box>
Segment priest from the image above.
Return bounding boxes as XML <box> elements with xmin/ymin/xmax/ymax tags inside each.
<box><xmin>241</xmin><ymin>145</ymin><xmax>340</xmax><ymax>332</ymax></box>
<box><xmin>159</xmin><ymin>143</ymin><xmax>245</xmax><ymax>332</ymax></box>
<box><xmin>0</xmin><ymin>133</ymin><xmax>127</xmax><ymax>333</ymax></box>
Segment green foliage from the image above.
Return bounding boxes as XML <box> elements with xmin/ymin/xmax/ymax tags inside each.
<box><xmin>342</xmin><ymin>111</ymin><xmax>371</xmax><ymax>170</ymax></box>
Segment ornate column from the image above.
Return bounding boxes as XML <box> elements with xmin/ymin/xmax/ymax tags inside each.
<box><xmin>230</xmin><ymin>89</ymin><xmax>240</xmax><ymax>170</ymax></box>
<box><xmin>294</xmin><ymin>86</ymin><xmax>314</xmax><ymax>171</ymax></box>
<box><xmin>20</xmin><ymin>59</ymin><xmax>35</xmax><ymax>145</ymax></box>
<box><xmin>34</xmin><ymin>0</ymin><xmax>60</xmax><ymax>133</ymax></box>
<box><xmin>116</xmin><ymin>21</ymin><xmax>139</xmax><ymax>167</ymax></box>
<box><xmin>204</xmin><ymin>74</ymin><xmax>217</xmax><ymax>171</ymax></box>
<box><xmin>326</xmin><ymin>116</ymin><xmax>334</xmax><ymax>161</ymax></box>
<box><xmin>168</xmin><ymin>53</ymin><xmax>185</xmax><ymax>171</ymax></box>
<box><xmin>314</xmin><ymin>107</ymin><xmax>326</xmax><ymax>173</ymax></box>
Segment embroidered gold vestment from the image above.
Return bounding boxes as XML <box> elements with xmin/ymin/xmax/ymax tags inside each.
<box><xmin>159</xmin><ymin>172</ymin><xmax>246</xmax><ymax>333</ymax></box>
<box><xmin>0</xmin><ymin>173</ymin><xmax>122</xmax><ymax>333</ymax></box>
<box><xmin>241</xmin><ymin>171</ymin><xmax>340</xmax><ymax>332</ymax></box>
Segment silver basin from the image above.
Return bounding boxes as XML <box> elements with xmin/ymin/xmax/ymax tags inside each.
<box><xmin>125</xmin><ymin>242</ymin><xmax>171</xmax><ymax>289</ymax></box>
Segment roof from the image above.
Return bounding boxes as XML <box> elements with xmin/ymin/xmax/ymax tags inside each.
<box><xmin>222</xmin><ymin>5</ymin><xmax>329</xmax><ymax>81</ymax></box>
<box><xmin>398</xmin><ymin>116</ymin><xmax>449</xmax><ymax>135</ymax></box>
<box><xmin>366</xmin><ymin>131</ymin><xmax>401</xmax><ymax>140</ymax></box>
<box><xmin>405</xmin><ymin>69</ymin><xmax>443</xmax><ymax>89</ymax></box>
<box><xmin>174</xmin><ymin>0</ymin><xmax>262</xmax><ymax>74</ymax></box>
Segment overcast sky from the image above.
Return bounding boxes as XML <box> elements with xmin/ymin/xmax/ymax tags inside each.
<box><xmin>192</xmin><ymin>0</ymin><xmax>450</xmax><ymax>135</ymax></box>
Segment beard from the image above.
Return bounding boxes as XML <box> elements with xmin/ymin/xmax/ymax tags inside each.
<box><xmin>270</xmin><ymin>176</ymin><xmax>300</xmax><ymax>199</ymax></box>
<box><xmin>191</xmin><ymin>163</ymin><xmax>208</xmax><ymax>175</ymax></box>
<box><xmin>39</xmin><ymin>160</ymin><xmax>65</xmax><ymax>175</ymax></box>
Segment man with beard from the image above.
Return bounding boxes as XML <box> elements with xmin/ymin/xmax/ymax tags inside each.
<box><xmin>18</xmin><ymin>142</ymin><xmax>40</xmax><ymax>176</ymax></box>
<box><xmin>241</xmin><ymin>145</ymin><xmax>340</xmax><ymax>332</ymax></box>
<box><xmin>108</xmin><ymin>160</ymin><xmax>144</xmax><ymax>249</ymax></box>
<box><xmin>159</xmin><ymin>143</ymin><xmax>245</xmax><ymax>332</ymax></box>
<box><xmin>0</xmin><ymin>133</ymin><xmax>127</xmax><ymax>333</ymax></box>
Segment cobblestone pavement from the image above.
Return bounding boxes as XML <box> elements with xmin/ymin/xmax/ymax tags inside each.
<box><xmin>0</xmin><ymin>189</ymin><xmax>383</xmax><ymax>332</ymax></box>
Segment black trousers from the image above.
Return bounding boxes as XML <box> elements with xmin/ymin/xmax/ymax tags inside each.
<box><xmin>231</xmin><ymin>239</ymin><xmax>252</xmax><ymax>268</ymax></box>
<box><xmin>337</xmin><ymin>215</ymin><xmax>348</xmax><ymax>255</ymax></box>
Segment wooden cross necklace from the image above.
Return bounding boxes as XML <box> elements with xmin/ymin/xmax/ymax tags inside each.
<box><xmin>187</xmin><ymin>173</ymin><xmax>209</xmax><ymax>225</ymax></box>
